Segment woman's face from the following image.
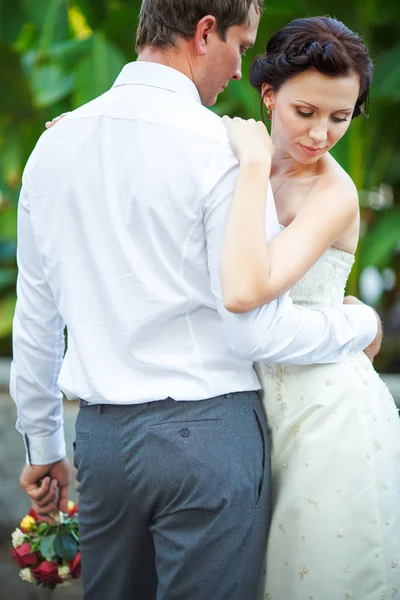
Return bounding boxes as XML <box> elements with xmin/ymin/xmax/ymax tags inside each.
<box><xmin>265</xmin><ymin>69</ymin><xmax>360</xmax><ymax>164</ymax></box>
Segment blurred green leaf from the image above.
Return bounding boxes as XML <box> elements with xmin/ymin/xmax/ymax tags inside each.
<box><xmin>371</xmin><ymin>44</ymin><xmax>400</xmax><ymax>102</ymax></box>
<box><xmin>74</xmin><ymin>0</ymin><xmax>108</xmax><ymax>29</ymax></box>
<box><xmin>38</xmin><ymin>0</ymin><xmax>69</xmax><ymax>51</ymax></box>
<box><xmin>0</xmin><ymin>0</ymin><xmax>25</xmax><ymax>44</ymax></box>
<box><xmin>0</xmin><ymin>45</ymin><xmax>34</xmax><ymax>115</ymax></box>
<box><xmin>44</xmin><ymin>38</ymin><xmax>93</xmax><ymax>70</ymax></box>
<box><xmin>23</xmin><ymin>0</ymin><xmax>68</xmax><ymax>46</ymax></box>
<box><xmin>0</xmin><ymin>204</ymin><xmax>17</xmax><ymax>241</ymax></box>
<box><xmin>29</xmin><ymin>64</ymin><xmax>75</xmax><ymax>108</ymax></box>
<box><xmin>54</xmin><ymin>533</ymin><xmax>78</xmax><ymax>562</ymax></box>
<box><xmin>37</xmin><ymin>522</ymin><xmax>50</xmax><ymax>535</ymax></box>
<box><xmin>0</xmin><ymin>126</ymin><xmax>25</xmax><ymax>186</ymax></box>
<box><xmin>359</xmin><ymin>210</ymin><xmax>400</xmax><ymax>269</ymax></box>
<box><xmin>40</xmin><ymin>533</ymin><xmax>56</xmax><ymax>560</ymax></box>
<box><xmin>0</xmin><ymin>241</ymin><xmax>17</xmax><ymax>263</ymax></box>
<box><xmin>73</xmin><ymin>32</ymin><xmax>125</xmax><ymax>106</ymax></box>
<box><xmin>0</xmin><ymin>268</ymin><xmax>16</xmax><ymax>292</ymax></box>
<box><xmin>102</xmin><ymin>4</ymin><xmax>138</xmax><ymax>58</ymax></box>
<box><xmin>0</xmin><ymin>293</ymin><xmax>16</xmax><ymax>339</ymax></box>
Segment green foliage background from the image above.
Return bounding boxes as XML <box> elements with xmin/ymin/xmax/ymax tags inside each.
<box><xmin>1</xmin><ymin>0</ymin><xmax>399</xmax><ymax>369</ymax></box>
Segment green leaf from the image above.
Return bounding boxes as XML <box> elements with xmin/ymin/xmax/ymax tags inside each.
<box><xmin>0</xmin><ymin>204</ymin><xmax>17</xmax><ymax>241</ymax></box>
<box><xmin>39</xmin><ymin>533</ymin><xmax>57</xmax><ymax>560</ymax></box>
<box><xmin>70</xmin><ymin>529</ymin><xmax>79</xmax><ymax>542</ymax></box>
<box><xmin>359</xmin><ymin>210</ymin><xmax>400</xmax><ymax>269</ymax></box>
<box><xmin>45</xmin><ymin>38</ymin><xmax>93</xmax><ymax>70</ymax></box>
<box><xmin>38</xmin><ymin>0</ymin><xmax>68</xmax><ymax>51</ymax></box>
<box><xmin>37</xmin><ymin>522</ymin><xmax>50</xmax><ymax>535</ymax></box>
<box><xmin>30</xmin><ymin>540</ymin><xmax>41</xmax><ymax>552</ymax></box>
<box><xmin>0</xmin><ymin>127</ymin><xmax>25</xmax><ymax>187</ymax></box>
<box><xmin>0</xmin><ymin>45</ymin><xmax>34</xmax><ymax>115</ymax></box>
<box><xmin>29</xmin><ymin>64</ymin><xmax>74</xmax><ymax>108</ymax></box>
<box><xmin>371</xmin><ymin>44</ymin><xmax>400</xmax><ymax>102</ymax></box>
<box><xmin>0</xmin><ymin>268</ymin><xmax>16</xmax><ymax>292</ymax></box>
<box><xmin>0</xmin><ymin>0</ymin><xmax>25</xmax><ymax>44</ymax></box>
<box><xmin>54</xmin><ymin>534</ymin><xmax>78</xmax><ymax>562</ymax></box>
<box><xmin>0</xmin><ymin>241</ymin><xmax>16</xmax><ymax>264</ymax></box>
<box><xmin>0</xmin><ymin>293</ymin><xmax>16</xmax><ymax>339</ymax></box>
<box><xmin>74</xmin><ymin>0</ymin><xmax>108</xmax><ymax>29</ymax></box>
<box><xmin>73</xmin><ymin>33</ymin><xmax>125</xmax><ymax>107</ymax></box>
<box><xmin>23</xmin><ymin>0</ymin><xmax>68</xmax><ymax>46</ymax></box>
<box><xmin>101</xmin><ymin>4</ymin><xmax>139</xmax><ymax>58</ymax></box>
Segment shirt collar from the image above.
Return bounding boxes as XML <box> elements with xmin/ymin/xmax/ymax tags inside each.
<box><xmin>112</xmin><ymin>61</ymin><xmax>202</xmax><ymax>105</ymax></box>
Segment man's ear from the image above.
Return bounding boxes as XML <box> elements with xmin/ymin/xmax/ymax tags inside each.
<box><xmin>194</xmin><ymin>15</ymin><xmax>218</xmax><ymax>56</ymax></box>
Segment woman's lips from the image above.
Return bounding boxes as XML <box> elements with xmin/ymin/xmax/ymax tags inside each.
<box><xmin>299</xmin><ymin>143</ymin><xmax>325</xmax><ymax>156</ymax></box>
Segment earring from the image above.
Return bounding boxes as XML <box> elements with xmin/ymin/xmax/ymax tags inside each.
<box><xmin>266</xmin><ymin>104</ymin><xmax>274</xmax><ymax>120</ymax></box>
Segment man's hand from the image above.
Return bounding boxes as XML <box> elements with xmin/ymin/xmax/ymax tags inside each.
<box><xmin>343</xmin><ymin>295</ymin><xmax>382</xmax><ymax>362</ymax></box>
<box><xmin>20</xmin><ymin>457</ymin><xmax>72</xmax><ymax>519</ymax></box>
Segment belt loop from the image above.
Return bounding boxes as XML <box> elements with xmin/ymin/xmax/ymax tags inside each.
<box><xmin>99</xmin><ymin>404</ymin><xmax>104</xmax><ymax>414</ymax></box>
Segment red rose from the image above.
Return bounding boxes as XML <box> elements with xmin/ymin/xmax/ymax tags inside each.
<box><xmin>33</xmin><ymin>561</ymin><xmax>63</xmax><ymax>585</ymax></box>
<box><xmin>11</xmin><ymin>542</ymin><xmax>39</xmax><ymax>568</ymax></box>
<box><xmin>68</xmin><ymin>551</ymin><xmax>81</xmax><ymax>579</ymax></box>
<box><xmin>28</xmin><ymin>508</ymin><xmax>40</xmax><ymax>522</ymax></box>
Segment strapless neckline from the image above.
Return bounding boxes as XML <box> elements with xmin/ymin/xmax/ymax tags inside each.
<box><xmin>278</xmin><ymin>223</ymin><xmax>355</xmax><ymax>260</ymax></box>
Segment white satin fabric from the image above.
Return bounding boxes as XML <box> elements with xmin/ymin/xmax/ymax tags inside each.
<box><xmin>258</xmin><ymin>246</ymin><xmax>400</xmax><ymax>600</ymax></box>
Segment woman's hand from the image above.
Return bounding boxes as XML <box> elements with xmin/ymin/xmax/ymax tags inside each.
<box><xmin>222</xmin><ymin>116</ymin><xmax>275</xmax><ymax>165</ymax></box>
<box><xmin>45</xmin><ymin>112</ymin><xmax>70</xmax><ymax>129</ymax></box>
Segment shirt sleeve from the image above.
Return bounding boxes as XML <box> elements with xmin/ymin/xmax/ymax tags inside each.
<box><xmin>10</xmin><ymin>183</ymin><xmax>66</xmax><ymax>465</ymax></box>
<box><xmin>203</xmin><ymin>144</ymin><xmax>378</xmax><ymax>364</ymax></box>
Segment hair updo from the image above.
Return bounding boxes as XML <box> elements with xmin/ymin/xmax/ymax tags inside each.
<box><xmin>250</xmin><ymin>16</ymin><xmax>373</xmax><ymax>118</ymax></box>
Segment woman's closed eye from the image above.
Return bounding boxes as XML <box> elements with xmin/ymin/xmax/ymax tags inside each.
<box><xmin>296</xmin><ymin>108</ymin><xmax>314</xmax><ymax>118</ymax></box>
<box><xmin>331</xmin><ymin>115</ymin><xmax>349</xmax><ymax>123</ymax></box>
<box><xmin>296</xmin><ymin>108</ymin><xmax>349</xmax><ymax>123</ymax></box>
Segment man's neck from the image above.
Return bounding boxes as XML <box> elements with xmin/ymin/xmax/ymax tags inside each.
<box><xmin>138</xmin><ymin>46</ymin><xmax>196</xmax><ymax>86</ymax></box>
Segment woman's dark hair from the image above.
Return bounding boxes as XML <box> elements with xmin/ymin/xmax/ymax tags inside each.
<box><xmin>250</xmin><ymin>16</ymin><xmax>373</xmax><ymax>118</ymax></box>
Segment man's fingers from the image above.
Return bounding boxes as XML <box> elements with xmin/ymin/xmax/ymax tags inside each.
<box><xmin>33</xmin><ymin>499</ymin><xmax>59</xmax><ymax>515</ymax></box>
<box><xmin>23</xmin><ymin>477</ymin><xmax>58</xmax><ymax>506</ymax></box>
<box><xmin>35</xmin><ymin>514</ymin><xmax>57</xmax><ymax>526</ymax></box>
<box><xmin>34</xmin><ymin>479</ymin><xmax>59</xmax><ymax>508</ymax></box>
<box><xmin>22</xmin><ymin>476</ymin><xmax>50</xmax><ymax>500</ymax></box>
<box><xmin>58</xmin><ymin>481</ymin><xmax>70</xmax><ymax>514</ymax></box>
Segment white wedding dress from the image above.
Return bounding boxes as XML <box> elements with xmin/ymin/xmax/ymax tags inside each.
<box><xmin>257</xmin><ymin>244</ymin><xmax>400</xmax><ymax>600</ymax></box>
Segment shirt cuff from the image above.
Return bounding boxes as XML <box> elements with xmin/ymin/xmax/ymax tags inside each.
<box><xmin>24</xmin><ymin>427</ymin><xmax>67</xmax><ymax>466</ymax></box>
<box><xmin>343</xmin><ymin>304</ymin><xmax>378</xmax><ymax>352</ymax></box>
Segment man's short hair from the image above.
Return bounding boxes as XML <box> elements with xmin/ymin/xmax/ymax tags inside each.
<box><xmin>136</xmin><ymin>0</ymin><xmax>264</xmax><ymax>52</ymax></box>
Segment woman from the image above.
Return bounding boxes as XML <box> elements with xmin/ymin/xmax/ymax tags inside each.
<box><xmin>221</xmin><ymin>16</ymin><xmax>400</xmax><ymax>600</ymax></box>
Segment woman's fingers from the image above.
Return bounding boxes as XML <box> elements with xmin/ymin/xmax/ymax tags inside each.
<box><xmin>45</xmin><ymin>112</ymin><xmax>69</xmax><ymax>129</ymax></box>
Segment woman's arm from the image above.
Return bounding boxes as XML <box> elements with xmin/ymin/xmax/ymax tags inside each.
<box><xmin>220</xmin><ymin>118</ymin><xmax>359</xmax><ymax>313</ymax></box>
<box><xmin>220</xmin><ymin>117</ymin><xmax>274</xmax><ymax>312</ymax></box>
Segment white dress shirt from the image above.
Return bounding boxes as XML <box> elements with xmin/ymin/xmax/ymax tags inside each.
<box><xmin>10</xmin><ymin>61</ymin><xmax>377</xmax><ymax>465</ymax></box>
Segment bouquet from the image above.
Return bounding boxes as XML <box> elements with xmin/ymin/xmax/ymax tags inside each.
<box><xmin>11</xmin><ymin>501</ymin><xmax>81</xmax><ymax>590</ymax></box>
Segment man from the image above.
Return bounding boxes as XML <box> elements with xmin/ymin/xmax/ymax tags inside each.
<box><xmin>11</xmin><ymin>1</ymin><xmax>380</xmax><ymax>598</ymax></box>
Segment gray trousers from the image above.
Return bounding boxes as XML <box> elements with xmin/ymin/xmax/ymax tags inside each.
<box><xmin>73</xmin><ymin>391</ymin><xmax>271</xmax><ymax>600</ymax></box>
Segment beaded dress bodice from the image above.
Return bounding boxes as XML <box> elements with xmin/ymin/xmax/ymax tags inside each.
<box><xmin>289</xmin><ymin>246</ymin><xmax>355</xmax><ymax>307</ymax></box>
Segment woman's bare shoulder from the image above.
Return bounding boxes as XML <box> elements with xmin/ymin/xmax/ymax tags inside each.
<box><xmin>312</xmin><ymin>154</ymin><xmax>358</xmax><ymax>201</ymax></box>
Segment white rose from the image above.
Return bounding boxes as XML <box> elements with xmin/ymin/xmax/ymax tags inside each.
<box><xmin>11</xmin><ymin>528</ymin><xmax>25</xmax><ymax>549</ymax></box>
<box><xmin>58</xmin><ymin>565</ymin><xmax>71</xmax><ymax>580</ymax></box>
<box><xmin>49</xmin><ymin>510</ymin><xmax>64</xmax><ymax>525</ymax></box>
<box><xmin>19</xmin><ymin>568</ymin><xmax>35</xmax><ymax>584</ymax></box>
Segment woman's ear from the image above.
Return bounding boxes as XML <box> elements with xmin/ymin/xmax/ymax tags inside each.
<box><xmin>261</xmin><ymin>82</ymin><xmax>275</xmax><ymax>110</ymax></box>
